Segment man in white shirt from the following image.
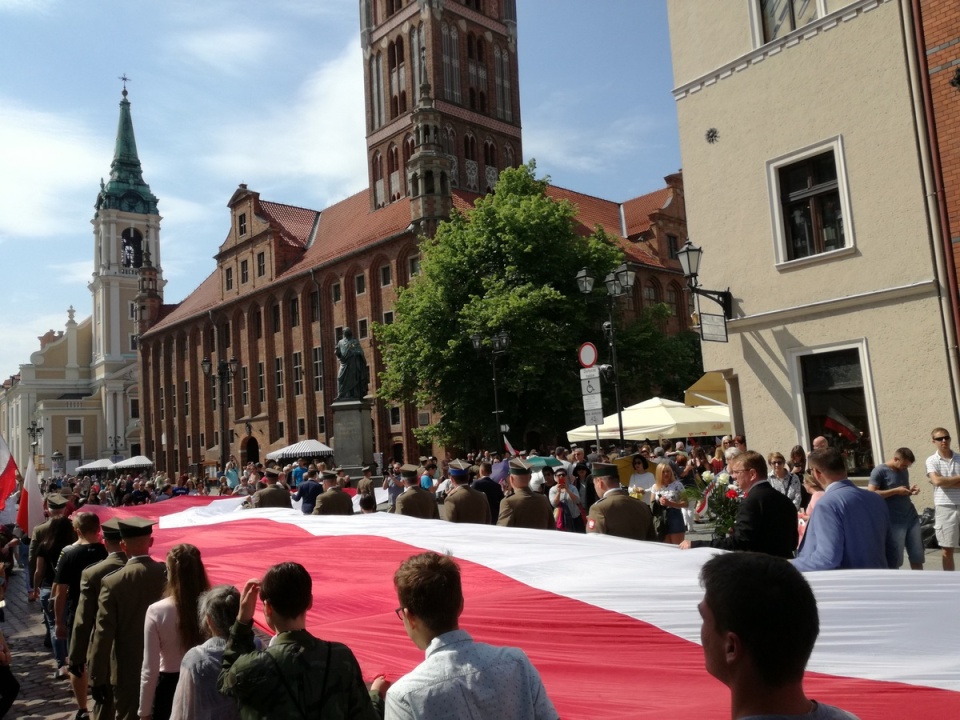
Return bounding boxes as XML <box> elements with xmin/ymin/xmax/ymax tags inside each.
<box><xmin>925</xmin><ymin>426</ymin><xmax>960</xmax><ymax>571</ymax></box>
<box><xmin>383</xmin><ymin>552</ymin><xmax>557</xmax><ymax>720</ymax></box>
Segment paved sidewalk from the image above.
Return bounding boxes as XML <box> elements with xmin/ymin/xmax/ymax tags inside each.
<box><xmin>4</xmin><ymin>566</ymin><xmax>77</xmax><ymax>720</ymax></box>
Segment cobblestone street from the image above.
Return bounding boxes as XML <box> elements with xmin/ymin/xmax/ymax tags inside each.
<box><xmin>4</xmin><ymin>565</ymin><xmax>77</xmax><ymax>719</ymax></box>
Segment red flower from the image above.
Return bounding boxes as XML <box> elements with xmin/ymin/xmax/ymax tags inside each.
<box><xmin>725</xmin><ymin>489</ymin><xmax>738</xmax><ymax>499</ymax></box>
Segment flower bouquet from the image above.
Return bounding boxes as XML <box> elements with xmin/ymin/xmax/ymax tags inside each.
<box><xmin>707</xmin><ymin>476</ymin><xmax>741</xmax><ymax>540</ymax></box>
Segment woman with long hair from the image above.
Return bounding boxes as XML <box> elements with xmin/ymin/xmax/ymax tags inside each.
<box><xmin>140</xmin><ymin>544</ymin><xmax>211</xmax><ymax>720</ymax></box>
<box><xmin>651</xmin><ymin>462</ymin><xmax>687</xmax><ymax>545</ymax></box>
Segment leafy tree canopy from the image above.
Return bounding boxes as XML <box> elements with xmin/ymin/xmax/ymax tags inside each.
<box><xmin>376</xmin><ymin>162</ymin><xmax>701</xmax><ymax>450</ymax></box>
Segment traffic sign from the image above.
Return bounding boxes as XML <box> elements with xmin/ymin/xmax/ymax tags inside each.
<box><xmin>578</xmin><ymin>342</ymin><xmax>598</xmax><ymax>368</ymax></box>
<box><xmin>579</xmin><ymin>366</ymin><xmax>600</xmax><ymax>380</ymax></box>
<box><xmin>582</xmin><ymin>393</ymin><xmax>603</xmax><ymax>410</ymax></box>
<box><xmin>583</xmin><ymin>408</ymin><xmax>604</xmax><ymax>426</ymax></box>
<box><xmin>581</xmin><ymin>378</ymin><xmax>602</xmax><ymax>396</ymax></box>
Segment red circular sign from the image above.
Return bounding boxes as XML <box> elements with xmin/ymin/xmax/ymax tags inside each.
<box><xmin>578</xmin><ymin>342</ymin><xmax>598</xmax><ymax>368</ymax></box>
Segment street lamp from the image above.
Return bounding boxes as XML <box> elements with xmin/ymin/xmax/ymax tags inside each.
<box><xmin>26</xmin><ymin>420</ymin><xmax>44</xmax><ymax>467</ymax></box>
<box><xmin>202</xmin><ymin>356</ymin><xmax>239</xmax><ymax>473</ymax></box>
<box><xmin>108</xmin><ymin>435</ymin><xmax>122</xmax><ymax>456</ymax></box>
<box><xmin>576</xmin><ymin>264</ymin><xmax>636</xmax><ymax>447</ymax></box>
<box><xmin>675</xmin><ymin>239</ymin><xmax>733</xmax><ymax>319</ymax></box>
<box><xmin>51</xmin><ymin>450</ymin><xmax>63</xmax><ymax>479</ymax></box>
<box><xmin>471</xmin><ymin>330</ymin><xmax>510</xmax><ymax>448</ymax></box>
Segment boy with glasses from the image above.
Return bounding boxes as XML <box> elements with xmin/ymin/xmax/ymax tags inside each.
<box><xmin>925</xmin><ymin>428</ymin><xmax>960</xmax><ymax>570</ymax></box>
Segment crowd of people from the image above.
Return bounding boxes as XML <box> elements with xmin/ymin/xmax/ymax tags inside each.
<box><xmin>6</xmin><ymin>424</ymin><xmax>953</xmax><ymax>718</ymax></box>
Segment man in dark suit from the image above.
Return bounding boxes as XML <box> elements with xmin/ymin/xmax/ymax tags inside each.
<box><xmin>394</xmin><ymin>465</ymin><xmax>440</xmax><ymax>520</ymax></box>
<box><xmin>292</xmin><ymin>468</ymin><xmax>324</xmax><ymax>514</ymax></box>
<box><xmin>682</xmin><ymin>450</ymin><xmax>798</xmax><ymax>558</ymax></box>
<box><xmin>68</xmin><ymin>518</ymin><xmax>127</xmax><ymax>720</ymax></box>
<box><xmin>587</xmin><ymin>463</ymin><xmax>657</xmax><ymax>541</ymax></box>
<box><xmin>444</xmin><ymin>460</ymin><xmax>491</xmax><ymax>524</ymax></box>
<box><xmin>250</xmin><ymin>467</ymin><xmax>293</xmax><ymax>509</ymax></box>
<box><xmin>472</xmin><ymin>462</ymin><xmax>504</xmax><ymax>525</ymax></box>
<box><xmin>89</xmin><ymin>518</ymin><xmax>167</xmax><ymax>720</ymax></box>
<box><xmin>496</xmin><ymin>459</ymin><xmax>554</xmax><ymax>530</ymax></box>
<box><xmin>313</xmin><ymin>471</ymin><xmax>354</xmax><ymax>515</ymax></box>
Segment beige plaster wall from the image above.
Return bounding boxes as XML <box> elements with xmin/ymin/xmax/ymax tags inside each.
<box><xmin>705</xmin><ymin>291</ymin><xmax>949</xmax><ymax>509</ymax></box>
<box><xmin>667</xmin><ymin>1</ymin><xmax>755</xmax><ymax>87</ymax></box>
<box><xmin>675</xmin><ymin>2</ymin><xmax>929</xmax><ymax>317</ymax></box>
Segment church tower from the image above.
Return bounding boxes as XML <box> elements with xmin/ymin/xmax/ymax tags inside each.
<box><xmin>90</xmin><ymin>86</ymin><xmax>162</xmax><ymax>371</ymax></box>
<box><xmin>360</xmin><ymin>0</ymin><xmax>522</xmax><ymax>219</ymax></box>
<box><xmin>89</xmin><ymin>86</ymin><xmax>161</xmax><ymax>457</ymax></box>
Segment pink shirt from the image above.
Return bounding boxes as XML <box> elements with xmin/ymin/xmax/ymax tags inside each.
<box><xmin>140</xmin><ymin>597</ymin><xmax>188</xmax><ymax>716</ymax></box>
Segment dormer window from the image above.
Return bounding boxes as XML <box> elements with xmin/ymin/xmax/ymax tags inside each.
<box><xmin>239</xmin><ymin>213</ymin><xmax>247</xmax><ymax>236</ymax></box>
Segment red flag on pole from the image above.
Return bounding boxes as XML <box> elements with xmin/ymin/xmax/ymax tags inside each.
<box><xmin>0</xmin><ymin>432</ymin><xmax>18</xmax><ymax>512</ymax></box>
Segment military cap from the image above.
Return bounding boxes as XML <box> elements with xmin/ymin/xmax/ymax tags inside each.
<box><xmin>399</xmin><ymin>464</ymin><xmax>419</xmax><ymax>479</ymax></box>
<box><xmin>591</xmin><ymin>462</ymin><xmax>620</xmax><ymax>480</ymax></box>
<box><xmin>265</xmin><ymin>467</ymin><xmax>281</xmax><ymax>477</ymax></box>
<box><xmin>101</xmin><ymin>518</ymin><xmax>123</xmax><ymax>542</ymax></box>
<box><xmin>448</xmin><ymin>459</ymin><xmax>471</xmax><ymax>478</ymax></box>
<box><xmin>509</xmin><ymin>458</ymin><xmax>534</xmax><ymax>475</ymax></box>
<box><xmin>320</xmin><ymin>470</ymin><xmax>338</xmax><ymax>481</ymax></box>
<box><xmin>46</xmin><ymin>494</ymin><xmax>69</xmax><ymax>509</ymax></box>
<box><xmin>117</xmin><ymin>517</ymin><xmax>156</xmax><ymax>538</ymax></box>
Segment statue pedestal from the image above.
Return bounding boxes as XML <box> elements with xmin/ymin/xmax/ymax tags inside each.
<box><xmin>331</xmin><ymin>398</ymin><xmax>374</xmax><ymax>476</ymax></box>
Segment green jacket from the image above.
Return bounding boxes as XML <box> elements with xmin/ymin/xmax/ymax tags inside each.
<box><xmin>218</xmin><ymin>621</ymin><xmax>382</xmax><ymax>720</ymax></box>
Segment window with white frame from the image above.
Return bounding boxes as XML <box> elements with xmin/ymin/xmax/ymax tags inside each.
<box><xmin>67</xmin><ymin>418</ymin><xmax>82</xmax><ymax>435</ymax></box>
<box><xmin>312</xmin><ymin>346</ymin><xmax>323</xmax><ymax>392</ymax></box>
<box><xmin>358</xmin><ymin>319</ymin><xmax>369</xmax><ymax>339</ymax></box>
<box><xmin>408</xmin><ymin>254</ymin><xmax>421</xmax><ymax>278</ymax></box>
<box><xmin>759</xmin><ymin>0</ymin><xmax>818</xmax><ymax>43</ymax></box>
<box><xmin>791</xmin><ymin>342</ymin><xmax>877</xmax><ymax>476</ymax></box>
<box><xmin>768</xmin><ymin>138</ymin><xmax>853</xmax><ymax>266</ymax></box>
<box><xmin>355</xmin><ymin>273</ymin><xmax>366</xmax><ymax>296</ymax></box>
<box><xmin>389</xmin><ymin>407</ymin><xmax>401</xmax><ymax>426</ymax></box>
<box><xmin>293</xmin><ymin>352</ymin><xmax>303</xmax><ymax>396</ymax></box>
<box><xmin>275</xmin><ymin>357</ymin><xmax>284</xmax><ymax>399</ymax></box>
<box><xmin>383</xmin><ymin>311</ymin><xmax>394</xmax><ymax>325</ymax></box>
<box><xmin>381</xmin><ymin>265</ymin><xmax>392</xmax><ymax>287</ymax></box>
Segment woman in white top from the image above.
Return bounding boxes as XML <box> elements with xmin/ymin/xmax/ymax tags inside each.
<box><xmin>140</xmin><ymin>544</ymin><xmax>211</xmax><ymax>720</ymax></box>
<box><xmin>627</xmin><ymin>456</ymin><xmax>656</xmax><ymax>503</ymax></box>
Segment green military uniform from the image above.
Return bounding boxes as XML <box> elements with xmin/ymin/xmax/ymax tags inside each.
<box><xmin>88</xmin><ymin>519</ymin><xmax>167</xmax><ymax>720</ymax></box>
<box><xmin>496</xmin><ymin>487</ymin><xmax>555</xmax><ymax>530</ymax></box>
<box><xmin>252</xmin><ymin>484</ymin><xmax>293</xmax><ymax>509</ymax></box>
<box><xmin>218</xmin><ymin>620</ymin><xmax>381</xmax><ymax>720</ymax></box>
<box><xmin>394</xmin><ymin>487</ymin><xmax>440</xmax><ymax>520</ymax></box>
<box><xmin>587</xmin><ymin>489</ymin><xmax>657</xmax><ymax>541</ymax></box>
<box><xmin>313</xmin><ymin>486</ymin><xmax>354</xmax><ymax>515</ymax></box>
<box><xmin>443</xmin><ymin>484</ymin><xmax>492</xmax><ymax>524</ymax></box>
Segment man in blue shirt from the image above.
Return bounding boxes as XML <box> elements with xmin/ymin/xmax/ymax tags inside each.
<box><xmin>793</xmin><ymin>447</ymin><xmax>892</xmax><ymax>572</ymax></box>
<box><xmin>868</xmin><ymin>448</ymin><xmax>922</xmax><ymax>570</ymax></box>
<box><xmin>290</xmin><ymin>458</ymin><xmax>307</xmax><ymax>489</ymax></box>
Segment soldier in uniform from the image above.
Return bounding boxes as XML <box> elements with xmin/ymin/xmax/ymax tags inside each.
<box><xmin>586</xmin><ymin>463</ymin><xmax>657</xmax><ymax>541</ymax></box>
<box><xmin>394</xmin><ymin>464</ymin><xmax>440</xmax><ymax>520</ymax></box>
<box><xmin>496</xmin><ymin>459</ymin><xmax>555</xmax><ymax>530</ymax></box>
<box><xmin>356</xmin><ymin>464</ymin><xmax>377</xmax><ymax>503</ymax></box>
<box><xmin>68</xmin><ymin>518</ymin><xmax>127</xmax><ymax>720</ymax></box>
<box><xmin>313</xmin><ymin>470</ymin><xmax>354</xmax><ymax>515</ymax></box>
<box><xmin>89</xmin><ymin>518</ymin><xmax>167</xmax><ymax>720</ymax></box>
<box><xmin>443</xmin><ymin>460</ymin><xmax>492</xmax><ymax>524</ymax></box>
<box><xmin>250</xmin><ymin>467</ymin><xmax>293</xmax><ymax>509</ymax></box>
<box><xmin>28</xmin><ymin>493</ymin><xmax>69</xmax><ymax>598</ymax></box>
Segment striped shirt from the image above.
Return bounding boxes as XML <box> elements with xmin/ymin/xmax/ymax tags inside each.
<box><xmin>925</xmin><ymin>451</ymin><xmax>960</xmax><ymax>506</ymax></box>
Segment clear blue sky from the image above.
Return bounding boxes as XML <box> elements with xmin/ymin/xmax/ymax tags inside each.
<box><xmin>0</xmin><ymin>0</ymin><xmax>680</xmax><ymax>374</ymax></box>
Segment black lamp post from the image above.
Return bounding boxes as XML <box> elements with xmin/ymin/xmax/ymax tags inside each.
<box><xmin>202</xmin><ymin>356</ymin><xmax>239</xmax><ymax>473</ymax></box>
<box><xmin>51</xmin><ymin>450</ymin><xmax>63</xmax><ymax>478</ymax></box>
<box><xmin>576</xmin><ymin>263</ymin><xmax>636</xmax><ymax>448</ymax></box>
<box><xmin>675</xmin><ymin>239</ymin><xmax>733</xmax><ymax>319</ymax></box>
<box><xmin>471</xmin><ymin>330</ymin><xmax>510</xmax><ymax>448</ymax></box>
<box><xmin>26</xmin><ymin>420</ymin><xmax>44</xmax><ymax>467</ymax></box>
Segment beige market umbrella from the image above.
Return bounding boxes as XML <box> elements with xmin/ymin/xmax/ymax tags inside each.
<box><xmin>566</xmin><ymin>397</ymin><xmax>730</xmax><ymax>442</ymax></box>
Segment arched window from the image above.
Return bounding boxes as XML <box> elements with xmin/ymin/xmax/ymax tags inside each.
<box><xmin>503</xmin><ymin>143</ymin><xmax>514</xmax><ymax>168</ymax></box>
<box><xmin>477</xmin><ymin>38</ymin><xmax>485</xmax><ymax>63</ymax></box>
<box><xmin>372</xmin><ymin>152</ymin><xmax>384</xmax><ymax>207</ymax></box>
<box><xmin>122</xmin><ymin>228</ymin><xmax>143</xmax><ymax>268</ymax></box>
<box><xmin>483</xmin><ymin>139</ymin><xmax>497</xmax><ymax>166</ymax></box>
<box><xmin>441</xmin><ymin>25</ymin><xmax>461</xmax><ymax>103</ymax></box>
<box><xmin>467</xmin><ymin>33</ymin><xmax>475</xmax><ymax>60</ymax></box>
<box><xmin>396</xmin><ymin>37</ymin><xmax>404</xmax><ymax>65</ymax></box>
<box><xmin>463</xmin><ymin>134</ymin><xmax>477</xmax><ymax>161</ymax></box>
<box><xmin>643</xmin><ymin>280</ymin><xmax>660</xmax><ymax>305</ymax></box>
<box><xmin>468</xmin><ymin>87</ymin><xmax>476</xmax><ymax>110</ymax></box>
<box><xmin>494</xmin><ymin>45</ymin><xmax>512</xmax><ymax>121</ymax></box>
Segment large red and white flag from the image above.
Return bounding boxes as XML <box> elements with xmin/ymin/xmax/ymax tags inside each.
<box><xmin>15</xmin><ymin>456</ymin><xmax>44</xmax><ymax>536</ymax></box>
<box><xmin>0</xmin><ymin>432</ymin><xmax>18</xmax><ymax>511</ymax></box>
<box><xmin>87</xmin><ymin>498</ymin><xmax>960</xmax><ymax>719</ymax></box>
<box><xmin>503</xmin><ymin>434</ymin><xmax>518</xmax><ymax>456</ymax></box>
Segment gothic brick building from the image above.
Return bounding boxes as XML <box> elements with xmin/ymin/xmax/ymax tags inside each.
<box><xmin>137</xmin><ymin>0</ymin><xmax>690</xmax><ymax>473</ymax></box>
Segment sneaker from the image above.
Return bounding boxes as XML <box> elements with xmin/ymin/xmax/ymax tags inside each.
<box><xmin>75</xmin><ymin>710</ymin><xmax>90</xmax><ymax>720</ymax></box>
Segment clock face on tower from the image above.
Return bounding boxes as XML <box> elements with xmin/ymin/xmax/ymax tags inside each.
<box><xmin>121</xmin><ymin>192</ymin><xmax>146</xmax><ymax>214</ymax></box>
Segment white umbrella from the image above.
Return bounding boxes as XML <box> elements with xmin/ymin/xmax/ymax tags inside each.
<box><xmin>266</xmin><ymin>439</ymin><xmax>334</xmax><ymax>461</ymax></box>
<box><xmin>566</xmin><ymin>397</ymin><xmax>731</xmax><ymax>442</ymax></box>
<box><xmin>75</xmin><ymin>458</ymin><xmax>115</xmax><ymax>473</ymax></box>
<box><xmin>111</xmin><ymin>455</ymin><xmax>155</xmax><ymax>470</ymax></box>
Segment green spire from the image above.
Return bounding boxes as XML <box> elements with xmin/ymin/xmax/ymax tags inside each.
<box><xmin>95</xmin><ymin>88</ymin><xmax>159</xmax><ymax>215</ymax></box>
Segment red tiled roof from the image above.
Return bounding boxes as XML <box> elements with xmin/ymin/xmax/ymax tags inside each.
<box><xmin>622</xmin><ymin>187</ymin><xmax>673</xmax><ymax>237</ymax></box>
<box><xmin>145</xmin><ymin>181</ymin><xmax>675</xmax><ymax>337</ymax></box>
<box><xmin>260</xmin><ymin>201</ymin><xmax>319</xmax><ymax>249</ymax></box>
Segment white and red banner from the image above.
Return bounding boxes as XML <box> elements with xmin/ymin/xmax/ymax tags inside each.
<box><xmin>15</xmin><ymin>456</ymin><xmax>43</xmax><ymax>536</ymax></box>
<box><xmin>0</xmin><ymin>432</ymin><xmax>18</xmax><ymax>511</ymax></box>
<box><xmin>90</xmin><ymin>497</ymin><xmax>960</xmax><ymax>719</ymax></box>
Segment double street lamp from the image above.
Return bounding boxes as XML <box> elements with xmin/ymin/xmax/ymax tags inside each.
<box><xmin>576</xmin><ymin>263</ymin><xmax>637</xmax><ymax>448</ymax></box>
<box><xmin>471</xmin><ymin>331</ymin><xmax>510</xmax><ymax>448</ymax></box>
<box><xmin>202</xmin><ymin>356</ymin><xmax>239</xmax><ymax>473</ymax></box>
<box><xmin>26</xmin><ymin>420</ymin><xmax>44</xmax><ymax>467</ymax></box>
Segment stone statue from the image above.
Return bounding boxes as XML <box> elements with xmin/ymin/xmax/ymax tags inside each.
<box><xmin>335</xmin><ymin>328</ymin><xmax>369</xmax><ymax>400</ymax></box>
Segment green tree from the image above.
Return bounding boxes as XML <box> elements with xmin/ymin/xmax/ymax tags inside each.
<box><xmin>376</xmin><ymin>163</ymin><xmax>621</xmax><ymax>448</ymax></box>
<box><xmin>375</xmin><ymin>162</ymin><xmax>704</xmax><ymax>450</ymax></box>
